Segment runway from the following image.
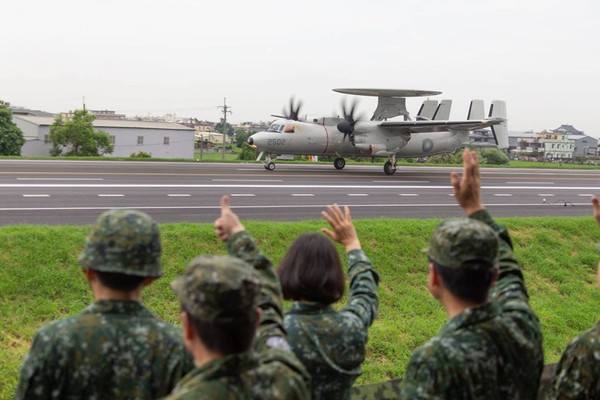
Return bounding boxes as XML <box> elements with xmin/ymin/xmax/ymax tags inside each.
<box><xmin>1</xmin><ymin>159</ymin><xmax>599</xmax><ymax>225</ymax></box>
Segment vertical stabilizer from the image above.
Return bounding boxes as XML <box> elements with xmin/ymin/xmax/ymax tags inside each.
<box><xmin>489</xmin><ymin>100</ymin><xmax>508</xmax><ymax>150</ymax></box>
<box><xmin>467</xmin><ymin>100</ymin><xmax>485</xmax><ymax>120</ymax></box>
<box><xmin>416</xmin><ymin>100</ymin><xmax>438</xmax><ymax>120</ymax></box>
<box><xmin>433</xmin><ymin>100</ymin><xmax>452</xmax><ymax>120</ymax></box>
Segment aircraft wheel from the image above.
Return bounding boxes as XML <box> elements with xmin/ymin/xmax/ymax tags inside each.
<box><xmin>384</xmin><ymin>161</ymin><xmax>397</xmax><ymax>176</ymax></box>
<box><xmin>334</xmin><ymin>157</ymin><xmax>346</xmax><ymax>170</ymax></box>
<box><xmin>265</xmin><ymin>162</ymin><xmax>276</xmax><ymax>171</ymax></box>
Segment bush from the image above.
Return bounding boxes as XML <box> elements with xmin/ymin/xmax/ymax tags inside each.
<box><xmin>479</xmin><ymin>149</ymin><xmax>510</xmax><ymax>165</ymax></box>
<box><xmin>130</xmin><ymin>151</ymin><xmax>152</xmax><ymax>158</ymax></box>
<box><xmin>238</xmin><ymin>144</ymin><xmax>258</xmax><ymax>160</ymax></box>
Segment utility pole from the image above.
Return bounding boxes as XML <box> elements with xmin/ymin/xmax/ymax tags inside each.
<box><xmin>218</xmin><ymin>97</ymin><xmax>232</xmax><ymax>160</ymax></box>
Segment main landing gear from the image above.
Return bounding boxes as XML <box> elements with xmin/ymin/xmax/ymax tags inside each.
<box><xmin>383</xmin><ymin>154</ymin><xmax>397</xmax><ymax>175</ymax></box>
<box><xmin>333</xmin><ymin>157</ymin><xmax>346</xmax><ymax>170</ymax></box>
<box><xmin>264</xmin><ymin>154</ymin><xmax>276</xmax><ymax>171</ymax></box>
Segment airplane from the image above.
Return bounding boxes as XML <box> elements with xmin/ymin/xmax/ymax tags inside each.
<box><xmin>246</xmin><ymin>88</ymin><xmax>508</xmax><ymax>175</ymax></box>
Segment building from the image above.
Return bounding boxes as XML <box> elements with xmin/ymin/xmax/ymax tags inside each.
<box><xmin>551</xmin><ymin>124</ymin><xmax>597</xmax><ymax>157</ymax></box>
<box><xmin>13</xmin><ymin>115</ymin><xmax>195</xmax><ymax>159</ymax></box>
<box><xmin>509</xmin><ymin>130</ymin><xmax>574</xmax><ymax>160</ymax></box>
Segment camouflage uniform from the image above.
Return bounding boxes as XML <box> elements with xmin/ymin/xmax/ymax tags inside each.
<box><xmin>16</xmin><ymin>210</ymin><xmax>193</xmax><ymax>400</ymax></box>
<box><xmin>399</xmin><ymin>210</ymin><xmax>544</xmax><ymax>399</ymax></box>
<box><xmin>284</xmin><ymin>249</ymin><xmax>379</xmax><ymax>400</ymax></box>
<box><xmin>165</xmin><ymin>231</ymin><xmax>310</xmax><ymax>400</ymax></box>
<box><xmin>549</xmin><ymin>321</ymin><xmax>600</xmax><ymax>399</ymax></box>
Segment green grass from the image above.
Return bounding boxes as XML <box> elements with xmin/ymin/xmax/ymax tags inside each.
<box><xmin>1</xmin><ymin>217</ymin><xmax>600</xmax><ymax>398</ymax></box>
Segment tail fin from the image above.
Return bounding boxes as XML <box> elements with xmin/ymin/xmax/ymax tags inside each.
<box><xmin>467</xmin><ymin>100</ymin><xmax>485</xmax><ymax>120</ymax></box>
<box><xmin>433</xmin><ymin>99</ymin><xmax>452</xmax><ymax>120</ymax></box>
<box><xmin>489</xmin><ymin>100</ymin><xmax>508</xmax><ymax>150</ymax></box>
<box><xmin>416</xmin><ymin>100</ymin><xmax>438</xmax><ymax>121</ymax></box>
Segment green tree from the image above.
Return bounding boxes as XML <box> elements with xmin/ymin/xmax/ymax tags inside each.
<box><xmin>214</xmin><ymin>121</ymin><xmax>234</xmax><ymax>136</ymax></box>
<box><xmin>0</xmin><ymin>103</ymin><xmax>25</xmax><ymax>155</ymax></box>
<box><xmin>49</xmin><ymin>109</ymin><xmax>114</xmax><ymax>156</ymax></box>
<box><xmin>235</xmin><ymin>129</ymin><xmax>250</xmax><ymax>148</ymax></box>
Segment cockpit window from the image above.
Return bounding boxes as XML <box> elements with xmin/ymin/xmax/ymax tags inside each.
<box><xmin>267</xmin><ymin>124</ymin><xmax>285</xmax><ymax>133</ymax></box>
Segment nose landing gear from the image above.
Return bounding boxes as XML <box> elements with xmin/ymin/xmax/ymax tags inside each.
<box><xmin>333</xmin><ymin>157</ymin><xmax>346</xmax><ymax>170</ymax></box>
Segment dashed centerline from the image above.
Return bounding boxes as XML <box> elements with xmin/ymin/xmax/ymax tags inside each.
<box><xmin>98</xmin><ymin>194</ymin><xmax>125</xmax><ymax>197</ymax></box>
<box><xmin>348</xmin><ymin>194</ymin><xmax>369</xmax><ymax>197</ymax></box>
<box><xmin>399</xmin><ymin>194</ymin><xmax>419</xmax><ymax>197</ymax></box>
<box><xmin>493</xmin><ymin>194</ymin><xmax>513</xmax><ymax>197</ymax></box>
<box><xmin>168</xmin><ymin>194</ymin><xmax>191</xmax><ymax>197</ymax></box>
<box><xmin>22</xmin><ymin>194</ymin><xmax>50</xmax><ymax>198</ymax></box>
<box><xmin>292</xmin><ymin>194</ymin><xmax>315</xmax><ymax>197</ymax></box>
<box><xmin>230</xmin><ymin>194</ymin><xmax>256</xmax><ymax>197</ymax></box>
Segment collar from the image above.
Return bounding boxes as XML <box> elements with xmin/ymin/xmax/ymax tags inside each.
<box><xmin>84</xmin><ymin>299</ymin><xmax>152</xmax><ymax>317</ymax></box>
<box><xmin>439</xmin><ymin>301</ymin><xmax>500</xmax><ymax>336</ymax></box>
<box><xmin>287</xmin><ymin>301</ymin><xmax>334</xmax><ymax>315</ymax></box>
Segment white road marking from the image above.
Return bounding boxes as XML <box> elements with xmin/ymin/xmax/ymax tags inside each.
<box><xmin>22</xmin><ymin>194</ymin><xmax>50</xmax><ymax>198</ymax></box>
<box><xmin>17</xmin><ymin>178</ymin><xmax>105</xmax><ymax>181</ymax></box>
<box><xmin>292</xmin><ymin>194</ymin><xmax>315</xmax><ymax>197</ymax></box>
<box><xmin>537</xmin><ymin>194</ymin><xmax>555</xmax><ymax>197</ymax></box>
<box><xmin>3</xmin><ymin>184</ymin><xmax>599</xmax><ymax>190</ymax></box>
<box><xmin>372</xmin><ymin>181</ymin><xmax>430</xmax><ymax>183</ymax></box>
<box><xmin>230</xmin><ymin>194</ymin><xmax>256</xmax><ymax>197</ymax></box>
<box><xmin>493</xmin><ymin>194</ymin><xmax>513</xmax><ymax>197</ymax></box>
<box><xmin>98</xmin><ymin>194</ymin><xmax>124</xmax><ymax>197</ymax></box>
<box><xmin>399</xmin><ymin>194</ymin><xmax>419</xmax><ymax>197</ymax></box>
<box><xmin>348</xmin><ymin>194</ymin><xmax>368</xmax><ymax>197</ymax></box>
<box><xmin>506</xmin><ymin>181</ymin><xmax>554</xmax><ymax>184</ymax></box>
<box><xmin>448</xmin><ymin>194</ymin><xmax>455</xmax><ymax>196</ymax></box>
<box><xmin>213</xmin><ymin>179</ymin><xmax>283</xmax><ymax>182</ymax></box>
<box><xmin>1</xmin><ymin>202</ymin><xmax>592</xmax><ymax>212</ymax></box>
<box><xmin>168</xmin><ymin>194</ymin><xmax>191</xmax><ymax>197</ymax></box>
<box><xmin>578</xmin><ymin>194</ymin><xmax>596</xmax><ymax>197</ymax></box>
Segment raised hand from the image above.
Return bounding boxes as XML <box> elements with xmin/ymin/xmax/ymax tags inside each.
<box><xmin>592</xmin><ymin>197</ymin><xmax>600</xmax><ymax>227</ymax></box>
<box><xmin>450</xmin><ymin>148</ymin><xmax>485</xmax><ymax>215</ymax></box>
<box><xmin>214</xmin><ymin>195</ymin><xmax>245</xmax><ymax>242</ymax></box>
<box><xmin>321</xmin><ymin>204</ymin><xmax>361</xmax><ymax>252</ymax></box>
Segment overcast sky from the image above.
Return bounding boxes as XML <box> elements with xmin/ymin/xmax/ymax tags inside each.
<box><xmin>3</xmin><ymin>0</ymin><xmax>599</xmax><ymax>135</ymax></box>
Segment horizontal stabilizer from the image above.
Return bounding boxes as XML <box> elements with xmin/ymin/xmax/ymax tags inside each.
<box><xmin>489</xmin><ymin>100</ymin><xmax>508</xmax><ymax>149</ymax></box>
<box><xmin>467</xmin><ymin>100</ymin><xmax>485</xmax><ymax>120</ymax></box>
<box><xmin>417</xmin><ymin>100</ymin><xmax>438</xmax><ymax>121</ymax></box>
<box><xmin>433</xmin><ymin>100</ymin><xmax>452</xmax><ymax>120</ymax></box>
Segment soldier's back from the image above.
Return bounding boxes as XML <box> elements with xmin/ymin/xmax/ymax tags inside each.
<box><xmin>16</xmin><ymin>300</ymin><xmax>192</xmax><ymax>400</ymax></box>
<box><xmin>549</xmin><ymin>321</ymin><xmax>600</xmax><ymax>399</ymax></box>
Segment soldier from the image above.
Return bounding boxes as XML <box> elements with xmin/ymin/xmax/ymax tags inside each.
<box><xmin>548</xmin><ymin>197</ymin><xmax>600</xmax><ymax>399</ymax></box>
<box><xmin>398</xmin><ymin>149</ymin><xmax>544</xmax><ymax>398</ymax></box>
<box><xmin>16</xmin><ymin>210</ymin><xmax>193</xmax><ymax>400</ymax></box>
<box><xmin>164</xmin><ymin>195</ymin><xmax>310</xmax><ymax>399</ymax></box>
<box><xmin>277</xmin><ymin>204</ymin><xmax>379</xmax><ymax>400</ymax></box>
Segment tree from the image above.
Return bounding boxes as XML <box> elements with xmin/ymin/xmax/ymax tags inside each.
<box><xmin>0</xmin><ymin>103</ymin><xmax>25</xmax><ymax>155</ymax></box>
<box><xmin>214</xmin><ymin>121</ymin><xmax>234</xmax><ymax>136</ymax></box>
<box><xmin>49</xmin><ymin>109</ymin><xmax>114</xmax><ymax>156</ymax></box>
<box><xmin>235</xmin><ymin>129</ymin><xmax>250</xmax><ymax>148</ymax></box>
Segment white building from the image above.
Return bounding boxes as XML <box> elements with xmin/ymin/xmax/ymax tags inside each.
<box><xmin>13</xmin><ymin>115</ymin><xmax>195</xmax><ymax>159</ymax></box>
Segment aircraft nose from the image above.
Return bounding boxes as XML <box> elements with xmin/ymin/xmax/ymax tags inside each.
<box><xmin>247</xmin><ymin>136</ymin><xmax>254</xmax><ymax>145</ymax></box>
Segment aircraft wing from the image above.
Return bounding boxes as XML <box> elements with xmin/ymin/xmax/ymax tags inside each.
<box><xmin>379</xmin><ymin>119</ymin><xmax>503</xmax><ymax>133</ymax></box>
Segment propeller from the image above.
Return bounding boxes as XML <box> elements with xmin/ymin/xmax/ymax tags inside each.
<box><xmin>271</xmin><ymin>96</ymin><xmax>303</xmax><ymax>121</ymax></box>
<box><xmin>337</xmin><ymin>98</ymin><xmax>361</xmax><ymax>145</ymax></box>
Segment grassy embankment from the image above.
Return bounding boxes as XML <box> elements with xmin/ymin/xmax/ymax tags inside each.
<box><xmin>1</xmin><ymin>216</ymin><xmax>600</xmax><ymax>398</ymax></box>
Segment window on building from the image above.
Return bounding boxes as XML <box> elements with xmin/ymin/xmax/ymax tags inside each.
<box><xmin>109</xmin><ymin>135</ymin><xmax>116</xmax><ymax>144</ymax></box>
<box><xmin>137</xmin><ymin>136</ymin><xmax>144</xmax><ymax>145</ymax></box>
<box><xmin>163</xmin><ymin>136</ymin><xmax>170</xmax><ymax>145</ymax></box>
<box><xmin>44</xmin><ymin>134</ymin><xmax>50</xmax><ymax>144</ymax></box>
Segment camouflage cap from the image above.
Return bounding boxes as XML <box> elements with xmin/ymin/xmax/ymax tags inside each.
<box><xmin>78</xmin><ymin>209</ymin><xmax>162</xmax><ymax>277</ymax></box>
<box><xmin>171</xmin><ymin>255</ymin><xmax>261</xmax><ymax>323</ymax></box>
<box><xmin>426</xmin><ymin>218</ymin><xmax>498</xmax><ymax>270</ymax></box>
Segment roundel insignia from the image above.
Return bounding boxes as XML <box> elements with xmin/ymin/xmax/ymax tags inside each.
<box><xmin>422</xmin><ymin>139</ymin><xmax>434</xmax><ymax>153</ymax></box>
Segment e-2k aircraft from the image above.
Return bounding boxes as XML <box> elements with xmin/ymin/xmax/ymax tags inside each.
<box><xmin>247</xmin><ymin>88</ymin><xmax>508</xmax><ymax>175</ymax></box>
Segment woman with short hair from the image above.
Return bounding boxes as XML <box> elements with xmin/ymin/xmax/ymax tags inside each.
<box><xmin>278</xmin><ymin>204</ymin><xmax>380</xmax><ymax>400</ymax></box>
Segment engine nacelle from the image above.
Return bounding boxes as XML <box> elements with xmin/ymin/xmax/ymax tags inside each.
<box><xmin>355</xmin><ymin>143</ymin><xmax>389</xmax><ymax>156</ymax></box>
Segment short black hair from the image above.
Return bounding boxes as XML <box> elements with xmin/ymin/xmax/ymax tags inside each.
<box><xmin>184</xmin><ymin>305</ymin><xmax>256</xmax><ymax>355</ymax></box>
<box><xmin>277</xmin><ymin>233</ymin><xmax>345</xmax><ymax>305</ymax></box>
<box><xmin>94</xmin><ymin>270</ymin><xmax>146</xmax><ymax>292</ymax></box>
<box><xmin>432</xmin><ymin>261</ymin><xmax>495</xmax><ymax>304</ymax></box>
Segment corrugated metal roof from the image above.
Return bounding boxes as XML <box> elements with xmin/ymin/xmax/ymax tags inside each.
<box><xmin>13</xmin><ymin>115</ymin><xmax>194</xmax><ymax>131</ymax></box>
